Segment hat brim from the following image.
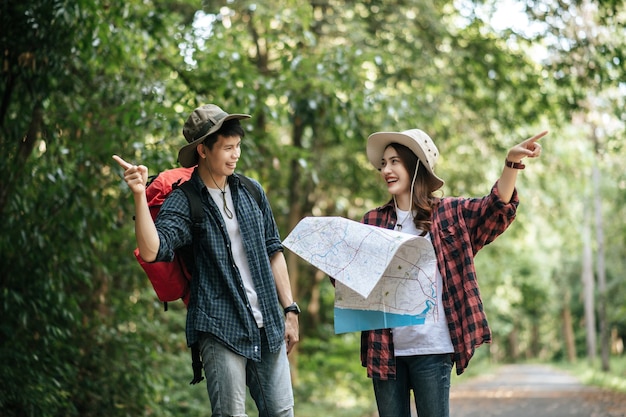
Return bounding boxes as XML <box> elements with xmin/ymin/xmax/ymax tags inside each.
<box><xmin>366</xmin><ymin>131</ymin><xmax>444</xmax><ymax>192</ymax></box>
<box><xmin>178</xmin><ymin>113</ymin><xmax>251</xmax><ymax>168</ymax></box>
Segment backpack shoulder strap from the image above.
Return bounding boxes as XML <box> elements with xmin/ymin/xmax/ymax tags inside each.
<box><xmin>178</xmin><ymin>180</ymin><xmax>204</xmax><ymax>227</ymax></box>
<box><xmin>237</xmin><ymin>174</ymin><xmax>262</xmax><ymax>209</ymax></box>
<box><xmin>177</xmin><ymin>173</ymin><xmax>261</xmax><ymax>217</ymax></box>
<box><xmin>175</xmin><ymin>180</ymin><xmax>203</xmax><ymax>282</ymax></box>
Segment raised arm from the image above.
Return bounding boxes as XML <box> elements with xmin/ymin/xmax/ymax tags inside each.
<box><xmin>497</xmin><ymin>131</ymin><xmax>547</xmax><ymax>203</ymax></box>
<box><xmin>112</xmin><ymin>155</ymin><xmax>160</xmax><ymax>262</ymax></box>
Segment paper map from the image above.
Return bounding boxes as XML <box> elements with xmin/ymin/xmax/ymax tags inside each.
<box><xmin>282</xmin><ymin>216</ymin><xmax>438</xmax><ymax>334</ymax></box>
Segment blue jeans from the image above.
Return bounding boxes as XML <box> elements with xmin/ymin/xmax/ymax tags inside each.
<box><xmin>198</xmin><ymin>330</ymin><xmax>294</xmax><ymax>417</ymax></box>
<box><xmin>372</xmin><ymin>353</ymin><xmax>452</xmax><ymax>417</ymax></box>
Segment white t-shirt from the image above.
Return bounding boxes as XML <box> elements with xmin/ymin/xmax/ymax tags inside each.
<box><xmin>207</xmin><ymin>185</ymin><xmax>264</xmax><ymax>328</ymax></box>
<box><xmin>392</xmin><ymin>208</ymin><xmax>454</xmax><ymax>356</ymax></box>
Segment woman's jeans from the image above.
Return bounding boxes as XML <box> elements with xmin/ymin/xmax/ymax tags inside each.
<box><xmin>372</xmin><ymin>353</ymin><xmax>453</xmax><ymax>417</ymax></box>
<box><xmin>198</xmin><ymin>330</ymin><xmax>294</xmax><ymax>417</ymax></box>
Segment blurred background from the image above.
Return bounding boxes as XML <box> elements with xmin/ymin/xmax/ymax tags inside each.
<box><xmin>1</xmin><ymin>0</ymin><xmax>624</xmax><ymax>416</ymax></box>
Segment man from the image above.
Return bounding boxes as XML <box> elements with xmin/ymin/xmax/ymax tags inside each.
<box><xmin>113</xmin><ymin>104</ymin><xmax>299</xmax><ymax>417</ymax></box>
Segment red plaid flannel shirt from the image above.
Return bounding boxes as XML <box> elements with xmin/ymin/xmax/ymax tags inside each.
<box><xmin>360</xmin><ymin>182</ymin><xmax>518</xmax><ymax>378</ymax></box>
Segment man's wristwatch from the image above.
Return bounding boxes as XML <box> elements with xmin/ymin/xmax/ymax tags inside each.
<box><xmin>284</xmin><ymin>302</ymin><xmax>301</xmax><ymax>315</ymax></box>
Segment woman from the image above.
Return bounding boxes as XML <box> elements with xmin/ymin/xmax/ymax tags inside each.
<box><xmin>361</xmin><ymin>128</ymin><xmax>546</xmax><ymax>417</ymax></box>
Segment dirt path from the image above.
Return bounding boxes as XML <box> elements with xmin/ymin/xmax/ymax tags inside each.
<box><xmin>450</xmin><ymin>364</ymin><xmax>626</xmax><ymax>417</ymax></box>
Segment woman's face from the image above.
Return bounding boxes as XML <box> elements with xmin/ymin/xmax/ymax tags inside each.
<box><xmin>381</xmin><ymin>145</ymin><xmax>411</xmax><ymax>197</ymax></box>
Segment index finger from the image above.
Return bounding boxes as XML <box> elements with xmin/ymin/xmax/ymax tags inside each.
<box><xmin>528</xmin><ymin>130</ymin><xmax>548</xmax><ymax>143</ymax></box>
<box><xmin>112</xmin><ymin>155</ymin><xmax>133</xmax><ymax>170</ymax></box>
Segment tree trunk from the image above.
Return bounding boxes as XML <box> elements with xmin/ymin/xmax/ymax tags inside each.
<box><xmin>508</xmin><ymin>326</ymin><xmax>519</xmax><ymax>361</ymax></box>
<box><xmin>530</xmin><ymin>319</ymin><xmax>540</xmax><ymax>358</ymax></box>
<box><xmin>285</xmin><ymin>117</ymin><xmax>306</xmax><ymax>382</ymax></box>
<box><xmin>562</xmin><ymin>288</ymin><xmax>577</xmax><ymax>363</ymax></box>
<box><xmin>581</xmin><ymin>201</ymin><xmax>596</xmax><ymax>363</ymax></box>
<box><xmin>307</xmin><ymin>269</ymin><xmax>326</xmax><ymax>327</ymax></box>
<box><xmin>592</xmin><ymin>159</ymin><xmax>610</xmax><ymax>372</ymax></box>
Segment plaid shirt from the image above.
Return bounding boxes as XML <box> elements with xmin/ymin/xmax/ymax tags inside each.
<box><xmin>155</xmin><ymin>170</ymin><xmax>285</xmax><ymax>361</ymax></box>
<box><xmin>360</xmin><ymin>182</ymin><xmax>518</xmax><ymax>378</ymax></box>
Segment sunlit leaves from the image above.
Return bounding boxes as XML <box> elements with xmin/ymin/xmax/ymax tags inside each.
<box><xmin>2</xmin><ymin>0</ymin><xmax>626</xmax><ymax>415</ymax></box>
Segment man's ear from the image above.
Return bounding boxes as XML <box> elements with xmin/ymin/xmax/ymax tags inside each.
<box><xmin>196</xmin><ymin>143</ymin><xmax>206</xmax><ymax>160</ymax></box>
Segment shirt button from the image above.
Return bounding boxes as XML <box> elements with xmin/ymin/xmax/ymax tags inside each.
<box><xmin>254</xmin><ymin>346</ymin><xmax>259</xmax><ymax>353</ymax></box>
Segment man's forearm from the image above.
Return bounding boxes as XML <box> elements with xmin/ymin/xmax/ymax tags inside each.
<box><xmin>270</xmin><ymin>251</ymin><xmax>294</xmax><ymax>307</ymax></box>
<box><xmin>133</xmin><ymin>192</ymin><xmax>160</xmax><ymax>262</ymax></box>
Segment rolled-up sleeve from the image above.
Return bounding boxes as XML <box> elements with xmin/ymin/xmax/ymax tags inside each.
<box><xmin>154</xmin><ymin>189</ymin><xmax>193</xmax><ymax>263</ymax></box>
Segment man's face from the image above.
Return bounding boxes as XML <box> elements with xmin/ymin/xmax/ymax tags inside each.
<box><xmin>203</xmin><ymin>134</ymin><xmax>241</xmax><ymax>178</ymax></box>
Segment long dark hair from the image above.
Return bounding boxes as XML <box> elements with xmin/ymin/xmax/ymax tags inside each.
<box><xmin>387</xmin><ymin>143</ymin><xmax>436</xmax><ymax>232</ymax></box>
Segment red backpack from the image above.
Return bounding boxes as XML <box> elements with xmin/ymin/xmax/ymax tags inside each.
<box><xmin>134</xmin><ymin>167</ymin><xmax>198</xmax><ymax>309</ymax></box>
<box><xmin>134</xmin><ymin>167</ymin><xmax>261</xmax><ymax>310</ymax></box>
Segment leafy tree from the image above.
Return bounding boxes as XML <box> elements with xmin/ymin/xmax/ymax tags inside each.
<box><xmin>524</xmin><ymin>0</ymin><xmax>626</xmax><ymax>368</ymax></box>
<box><xmin>2</xmin><ymin>0</ymin><xmax>626</xmax><ymax>415</ymax></box>
<box><xmin>1</xmin><ymin>1</ymin><xmax>198</xmax><ymax>415</ymax></box>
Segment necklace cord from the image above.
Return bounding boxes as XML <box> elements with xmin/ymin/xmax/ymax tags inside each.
<box><xmin>210</xmin><ymin>171</ymin><xmax>234</xmax><ymax>219</ymax></box>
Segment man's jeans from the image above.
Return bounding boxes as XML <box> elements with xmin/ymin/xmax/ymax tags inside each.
<box><xmin>198</xmin><ymin>330</ymin><xmax>294</xmax><ymax>417</ymax></box>
<box><xmin>372</xmin><ymin>353</ymin><xmax>453</xmax><ymax>417</ymax></box>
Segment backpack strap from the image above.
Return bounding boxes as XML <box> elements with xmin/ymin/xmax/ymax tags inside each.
<box><xmin>177</xmin><ymin>175</ymin><xmax>259</xmax><ymax>252</ymax></box>
<box><xmin>178</xmin><ymin>181</ymin><xmax>204</xmax><ymax>249</ymax></box>
<box><xmin>173</xmin><ymin>175</ymin><xmax>260</xmax><ymax>277</ymax></box>
<box><xmin>237</xmin><ymin>174</ymin><xmax>262</xmax><ymax>209</ymax></box>
<box><xmin>178</xmin><ymin>174</ymin><xmax>260</xmax><ymax>214</ymax></box>
<box><xmin>175</xmin><ymin>181</ymin><xmax>209</xmax><ymax>383</ymax></box>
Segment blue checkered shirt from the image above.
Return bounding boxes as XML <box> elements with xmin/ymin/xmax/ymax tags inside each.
<box><xmin>154</xmin><ymin>170</ymin><xmax>285</xmax><ymax>361</ymax></box>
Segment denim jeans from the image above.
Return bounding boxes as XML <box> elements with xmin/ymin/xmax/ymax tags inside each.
<box><xmin>198</xmin><ymin>330</ymin><xmax>294</xmax><ymax>417</ymax></box>
<box><xmin>372</xmin><ymin>353</ymin><xmax>453</xmax><ymax>417</ymax></box>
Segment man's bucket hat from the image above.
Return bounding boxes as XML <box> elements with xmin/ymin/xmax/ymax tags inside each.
<box><xmin>366</xmin><ymin>129</ymin><xmax>444</xmax><ymax>192</ymax></box>
<box><xmin>178</xmin><ymin>104</ymin><xmax>251</xmax><ymax>168</ymax></box>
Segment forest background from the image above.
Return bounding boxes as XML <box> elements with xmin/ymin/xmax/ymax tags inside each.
<box><xmin>1</xmin><ymin>0</ymin><xmax>625</xmax><ymax>416</ymax></box>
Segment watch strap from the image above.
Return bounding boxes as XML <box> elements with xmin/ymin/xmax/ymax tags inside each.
<box><xmin>505</xmin><ymin>159</ymin><xmax>525</xmax><ymax>169</ymax></box>
<box><xmin>284</xmin><ymin>302</ymin><xmax>300</xmax><ymax>315</ymax></box>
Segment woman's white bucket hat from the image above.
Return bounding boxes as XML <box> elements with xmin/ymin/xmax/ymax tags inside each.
<box><xmin>367</xmin><ymin>129</ymin><xmax>444</xmax><ymax>192</ymax></box>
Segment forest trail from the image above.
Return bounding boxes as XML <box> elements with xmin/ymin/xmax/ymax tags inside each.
<box><xmin>450</xmin><ymin>363</ymin><xmax>626</xmax><ymax>417</ymax></box>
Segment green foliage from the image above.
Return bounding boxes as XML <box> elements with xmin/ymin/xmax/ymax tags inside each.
<box><xmin>0</xmin><ymin>1</ymin><xmax>194</xmax><ymax>415</ymax></box>
<box><xmin>1</xmin><ymin>0</ymin><xmax>626</xmax><ymax>415</ymax></box>
<box><xmin>0</xmin><ymin>134</ymin><xmax>155</xmax><ymax>415</ymax></box>
<box><xmin>296</xmin><ymin>333</ymin><xmax>377</xmax><ymax>417</ymax></box>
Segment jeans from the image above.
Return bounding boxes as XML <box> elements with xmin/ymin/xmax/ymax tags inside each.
<box><xmin>372</xmin><ymin>353</ymin><xmax>452</xmax><ymax>417</ymax></box>
<box><xmin>198</xmin><ymin>330</ymin><xmax>294</xmax><ymax>417</ymax></box>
